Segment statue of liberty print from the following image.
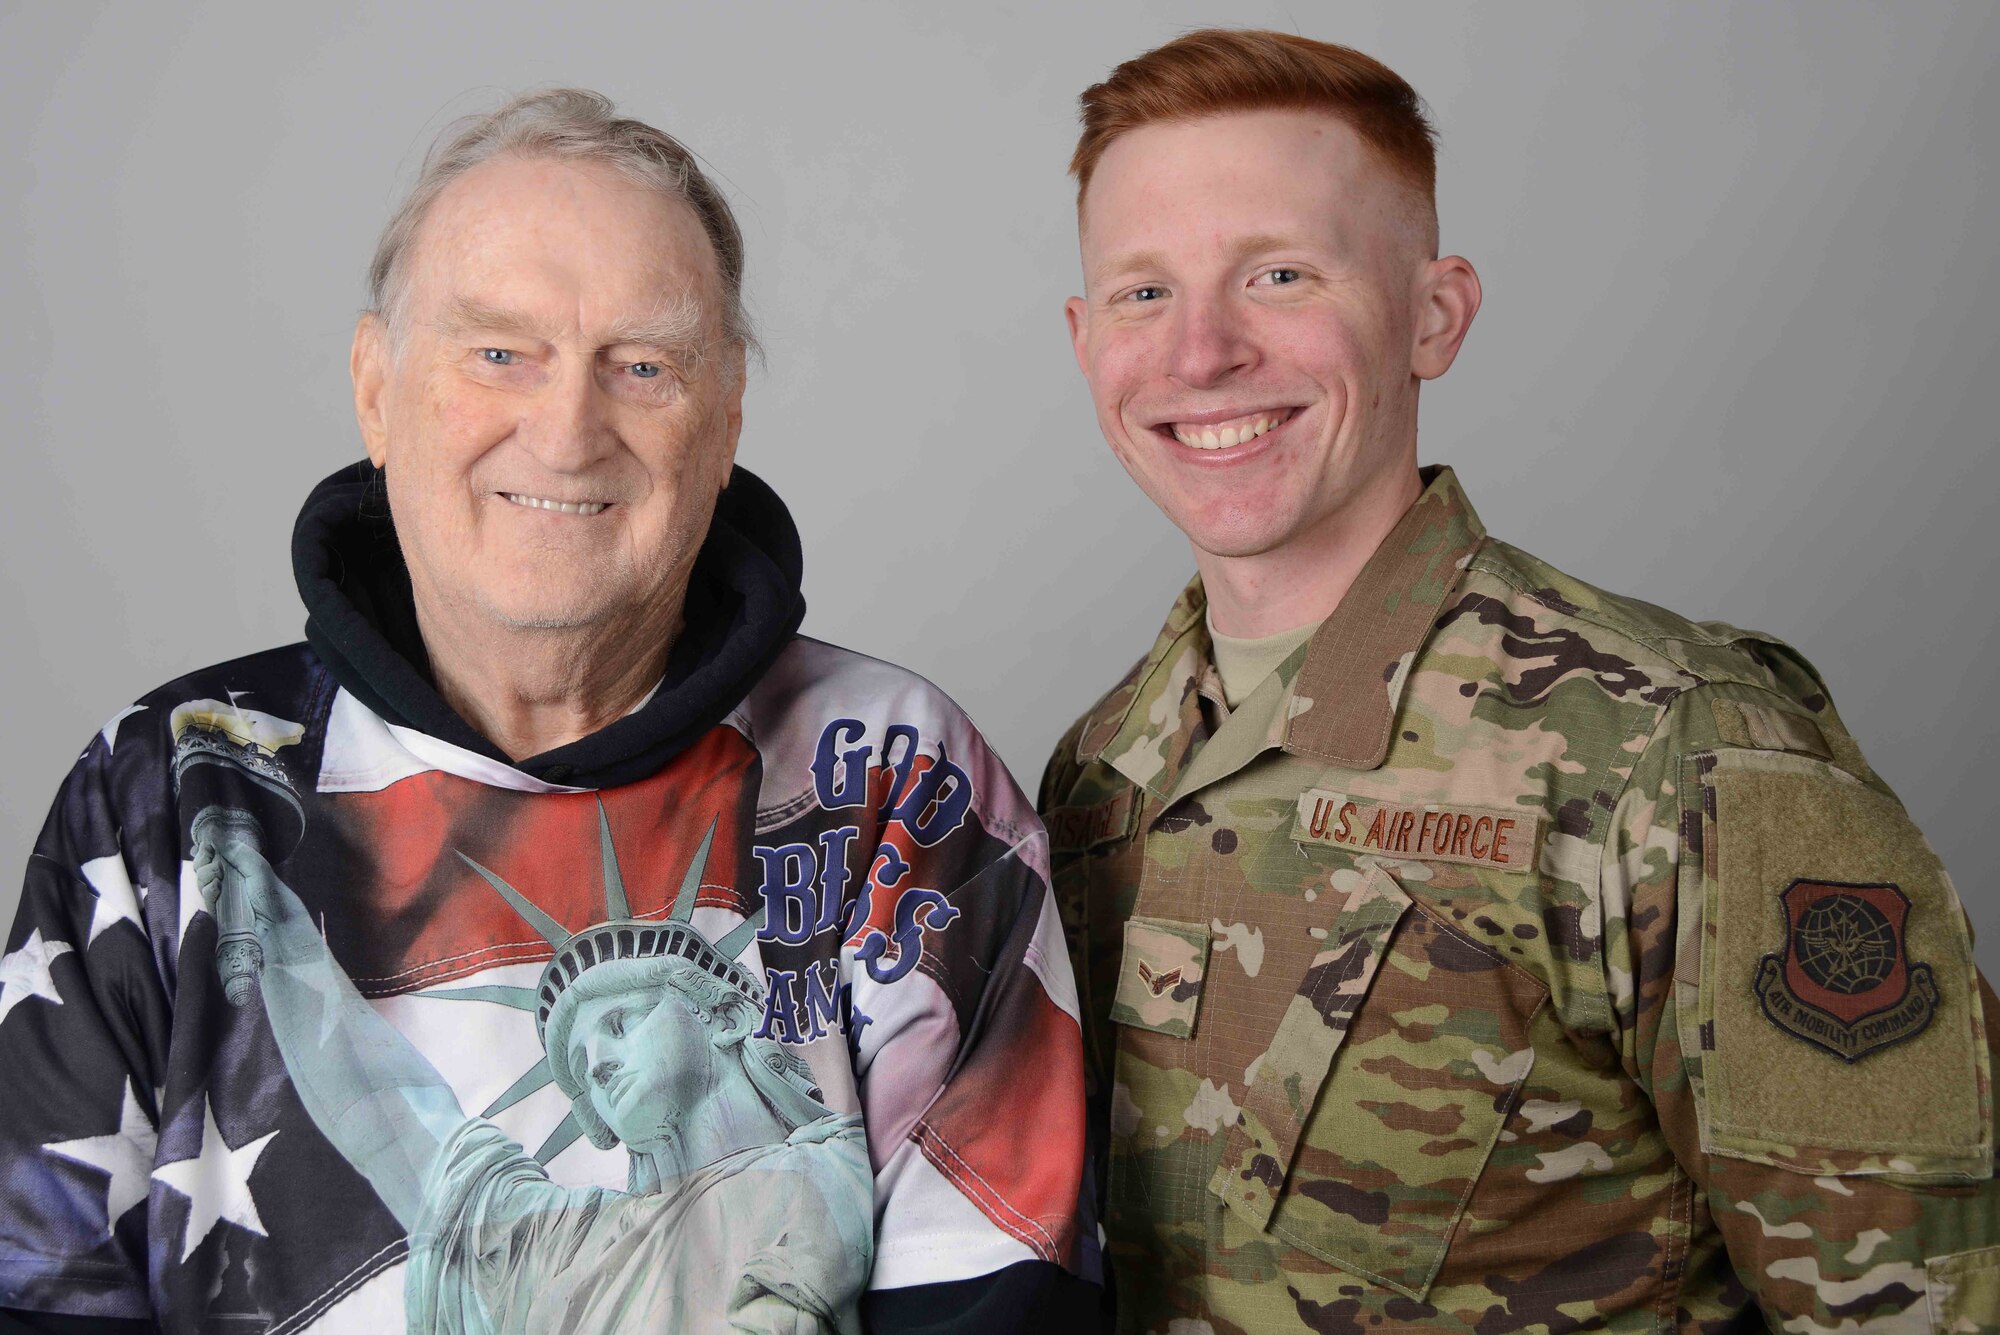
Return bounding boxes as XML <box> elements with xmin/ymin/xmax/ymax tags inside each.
<box><xmin>192</xmin><ymin>803</ymin><xmax>873</xmax><ymax>1333</ymax></box>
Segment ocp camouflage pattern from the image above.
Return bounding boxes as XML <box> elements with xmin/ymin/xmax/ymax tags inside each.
<box><xmin>1041</xmin><ymin>466</ymin><xmax>2000</xmax><ymax>1333</ymax></box>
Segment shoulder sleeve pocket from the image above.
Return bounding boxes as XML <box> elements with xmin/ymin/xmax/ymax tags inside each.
<box><xmin>1688</xmin><ymin>747</ymin><xmax>1992</xmax><ymax>1179</ymax></box>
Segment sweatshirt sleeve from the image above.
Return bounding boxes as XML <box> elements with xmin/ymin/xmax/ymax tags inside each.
<box><xmin>835</xmin><ymin>716</ymin><xmax>1099</xmax><ymax>1329</ymax></box>
<box><xmin>0</xmin><ymin>712</ymin><xmax>176</xmax><ymax>1324</ymax></box>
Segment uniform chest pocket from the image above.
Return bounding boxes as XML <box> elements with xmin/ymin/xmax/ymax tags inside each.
<box><xmin>1112</xmin><ymin>915</ymin><xmax>1212</xmax><ymax>1037</ymax></box>
<box><xmin>1209</xmin><ymin>864</ymin><xmax>1547</xmax><ymax>1301</ymax></box>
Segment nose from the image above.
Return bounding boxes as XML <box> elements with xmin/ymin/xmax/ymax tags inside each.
<box><xmin>590</xmin><ymin>1056</ymin><xmax>623</xmax><ymax>1089</ymax></box>
<box><xmin>518</xmin><ymin>359</ymin><xmax>617</xmax><ymax>472</ymax></box>
<box><xmin>1165</xmin><ymin>292</ymin><xmax>1257</xmax><ymax>389</ymax></box>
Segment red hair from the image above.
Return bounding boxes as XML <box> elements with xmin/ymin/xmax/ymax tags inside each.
<box><xmin>1072</xmin><ymin>29</ymin><xmax>1437</xmax><ymax>219</ymax></box>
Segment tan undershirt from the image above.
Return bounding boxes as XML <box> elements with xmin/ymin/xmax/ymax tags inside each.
<box><xmin>1206</xmin><ymin>614</ymin><xmax>1320</xmax><ymax>710</ymax></box>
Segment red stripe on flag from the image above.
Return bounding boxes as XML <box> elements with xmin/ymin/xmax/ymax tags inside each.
<box><xmin>911</xmin><ymin>968</ymin><xmax>1086</xmax><ymax>1269</ymax></box>
<box><xmin>303</xmin><ymin>728</ymin><xmax>758</xmax><ymax>994</ymax></box>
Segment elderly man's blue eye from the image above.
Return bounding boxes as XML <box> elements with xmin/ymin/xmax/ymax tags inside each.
<box><xmin>480</xmin><ymin>348</ymin><xmax>515</xmax><ymax>365</ymax></box>
<box><xmin>631</xmin><ymin>363</ymin><xmax>662</xmax><ymax>379</ymax></box>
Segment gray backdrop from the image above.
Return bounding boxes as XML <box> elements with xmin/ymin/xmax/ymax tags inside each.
<box><xmin>3</xmin><ymin>2</ymin><xmax>1995</xmax><ymax>974</ymax></box>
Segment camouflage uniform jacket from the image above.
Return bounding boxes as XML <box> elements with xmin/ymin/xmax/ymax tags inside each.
<box><xmin>1040</xmin><ymin>466</ymin><xmax>2000</xmax><ymax>1334</ymax></box>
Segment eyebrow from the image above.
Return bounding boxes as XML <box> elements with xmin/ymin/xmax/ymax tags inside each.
<box><xmin>433</xmin><ymin>294</ymin><xmax>710</xmax><ymax>354</ymax></box>
<box><xmin>606</xmin><ymin>294</ymin><xmax>708</xmax><ymax>352</ymax></box>
<box><xmin>1091</xmin><ymin>233</ymin><xmax>1315</xmax><ymax>287</ymax></box>
<box><xmin>433</xmin><ymin>298</ymin><xmax>558</xmax><ymax>342</ymax></box>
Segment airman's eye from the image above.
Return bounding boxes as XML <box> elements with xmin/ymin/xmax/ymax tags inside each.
<box><xmin>630</xmin><ymin>363</ymin><xmax>661</xmax><ymax>379</ymax></box>
<box><xmin>1260</xmin><ymin>269</ymin><xmax>1302</xmax><ymax>286</ymax></box>
<box><xmin>480</xmin><ymin>348</ymin><xmax>516</xmax><ymax>365</ymax></box>
<box><xmin>1126</xmin><ymin>286</ymin><xmax>1166</xmax><ymax>303</ymax></box>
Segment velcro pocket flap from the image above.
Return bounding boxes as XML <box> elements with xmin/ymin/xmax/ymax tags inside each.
<box><xmin>1694</xmin><ymin>748</ymin><xmax>1992</xmax><ymax>1178</ymax></box>
<box><xmin>1209</xmin><ymin>864</ymin><xmax>1411</xmax><ymax>1232</ymax></box>
<box><xmin>1112</xmin><ymin>916</ymin><xmax>1210</xmax><ymax>1038</ymax></box>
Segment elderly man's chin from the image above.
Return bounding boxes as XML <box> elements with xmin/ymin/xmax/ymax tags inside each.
<box><xmin>470</xmin><ymin>568</ymin><xmax>648</xmax><ymax>632</ymax></box>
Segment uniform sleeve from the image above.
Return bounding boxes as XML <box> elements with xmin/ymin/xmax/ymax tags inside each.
<box><xmin>1608</xmin><ymin>679</ymin><xmax>2000</xmax><ymax>1333</ymax></box>
<box><xmin>0</xmin><ymin>723</ymin><xmax>175</xmax><ymax>1324</ymax></box>
<box><xmin>856</xmin><ymin>730</ymin><xmax>1098</xmax><ymax>1331</ymax></box>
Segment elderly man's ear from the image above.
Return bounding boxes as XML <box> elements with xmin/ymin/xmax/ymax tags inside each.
<box><xmin>717</xmin><ymin>340</ymin><xmax>747</xmax><ymax>471</ymax></box>
<box><xmin>351</xmin><ymin>313</ymin><xmax>392</xmax><ymax>469</ymax></box>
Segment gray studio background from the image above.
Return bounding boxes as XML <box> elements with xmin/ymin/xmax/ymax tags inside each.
<box><xmin>3</xmin><ymin>3</ymin><xmax>1995</xmax><ymax>974</ymax></box>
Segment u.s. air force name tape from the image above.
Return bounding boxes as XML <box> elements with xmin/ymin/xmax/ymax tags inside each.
<box><xmin>1294</xmin><ymin>790</ymin><xmax>1540</xmax><ymax>872</ymax></box>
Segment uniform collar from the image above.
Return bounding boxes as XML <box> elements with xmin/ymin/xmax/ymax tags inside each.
<box><xmin>1079</xmin><ymin>465</ymin><xmax>1487</xmax><ymax>798</ymax></box>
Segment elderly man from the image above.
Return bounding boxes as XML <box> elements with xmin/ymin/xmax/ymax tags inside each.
<box><xmin>0</xmin><ymin>90</ymin><xmax>1091</xmax><ymax>1333</ymax></box>
<box><xmin>1039</xmin><ymin>29</ymin><xmax>2000</xmax><ymax>1335</ymax></box>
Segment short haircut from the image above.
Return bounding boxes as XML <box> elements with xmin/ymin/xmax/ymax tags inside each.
<box><xmin>367</xmin><ymin>88</ymin><xmax>754</xmax><ymax>360</ymax></box>
<box><xmin>1071</xmin><ymin>29</ymin><xmax>1438</xmax><ymax>237</ymax></box>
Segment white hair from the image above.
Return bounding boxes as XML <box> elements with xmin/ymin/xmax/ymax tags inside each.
<box><xmin>366</xmin><ymin>88</ymin><xmax>756</xmax><ymax>373</ymax></box>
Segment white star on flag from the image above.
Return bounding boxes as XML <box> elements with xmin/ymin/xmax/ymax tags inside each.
<box><xmin>98</xmin><ymin>704</ymin><xmax>148</xmax><ymax>755</ymax></box>
<box><xmin>0</xmin><ymin>928</ymin><xmax>73</xmax><ymax>1027</ymax></box>
<box><xmin>153</xmin><ymin>1098</ymin><xmax>277</xmax><ymax>1262</ymax></box>
<box><xmin>81</xmin><ymin>853</ymin><xmax>145</xmax><ymax>946</ymax></box>
<box><xmin>46</xmin><ymin>1082</ymin><xmax>156</xmax><ymax>1234</ymax></box>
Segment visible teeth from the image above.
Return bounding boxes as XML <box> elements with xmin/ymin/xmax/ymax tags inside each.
<box><xmin>503</xmin><ymin>493</ymin><xmax>608</xmax><ymax>516</ymax></box>
<box><xmin>1171</xmin><ymin>414</ymin><xmax>1280</xmax><ymax>450</ymax></box>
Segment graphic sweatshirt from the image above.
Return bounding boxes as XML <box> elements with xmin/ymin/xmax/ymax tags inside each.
<box><xmin>0</xmin><ymin>462</ymin><xmax>1093</xmax><ymax>1334</ymax></box>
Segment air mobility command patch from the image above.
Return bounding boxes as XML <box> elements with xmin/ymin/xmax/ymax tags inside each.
<box><xmin>1754</xmin><ymin>879</ymin><xmax>1939</xmax><ymax>1061</ymax></box>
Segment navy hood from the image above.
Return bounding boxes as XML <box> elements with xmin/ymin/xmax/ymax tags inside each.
<box><xmin>292</xmin><ymin>460</ymin><xmax>805</xmax><ymax>789</ymax></box>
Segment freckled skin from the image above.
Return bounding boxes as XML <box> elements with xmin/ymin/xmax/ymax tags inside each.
<box><xmin>1064</xmin><ymin>110</ymin><xmax>1479</xmax><ymax>635</ymax></box>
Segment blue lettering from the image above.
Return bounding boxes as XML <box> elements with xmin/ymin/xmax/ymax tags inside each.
<box><xmin>814</xmin><ymin>826</ymin><xmax>859</xmax><ymax>934</ymax></box>
<box><xmin>802</xmin><ymin>959</ymin><xmax>853</xmax><ymax>1042</ymax></box>
<box><xmin>877</xmin><ymin>724</ymin><xmax>921</xmax><ymax>821</ymax></box>
<box><xmin>872</xmin><ymin>841</ymin><xmax>910</xmax><ymax>888</ymax></box>
<box><xmin>754</xmin><ymin>969</ymin><xmax>803</xmax><ymax>1042</ymax></box>
<box><xmin>836</xmin><ymin>872</ymin><xmax>874</xmax><ymax>942</ymax></box>
<box><xmin>754</xmin><ymin>843</ymin><xmax>819</xmax><ymax>945</ymax></box>
<box><xmin>813</xmin><ymin>719</ymin><xmax>975</xmax><ymax>847</ymax></box>
<box><xmin>857</xmin><ymin>887</ymin><xmax>962</xmax><ymax>984</ymax></box>
<box><xmin>886</xmin><ymin>746</ymin><xmax>974</xmax><ymax>847</ymax></box>
<box><xmin>845</xmin><ymin>999</ymin><xmax>874</xmax><ymax>1061</ymax></box>
<box><xmin>811</xmin><ymin>719</ymin><xmax>871</xmax><ymax>809</ymax></box>
<box><xmin>756</xmin><ymin>962</ymin><xmax>872</xmax><ymax>1049</ymax></box>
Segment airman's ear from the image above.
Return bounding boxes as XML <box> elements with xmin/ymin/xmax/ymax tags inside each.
<box><xmin>352</xmin><ymin>313</ymin><xmax>393</xmax><ymax>468</ymax></box>
<box><xmin>1065</xmin><ymin>296</ymin><xmax>1091</xmax><ymax>378</ymax></box>
<box><xmin>1411</xmin><ymin>256</ymin><xmax>1482</xmax><ymax>382</ymax></box>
